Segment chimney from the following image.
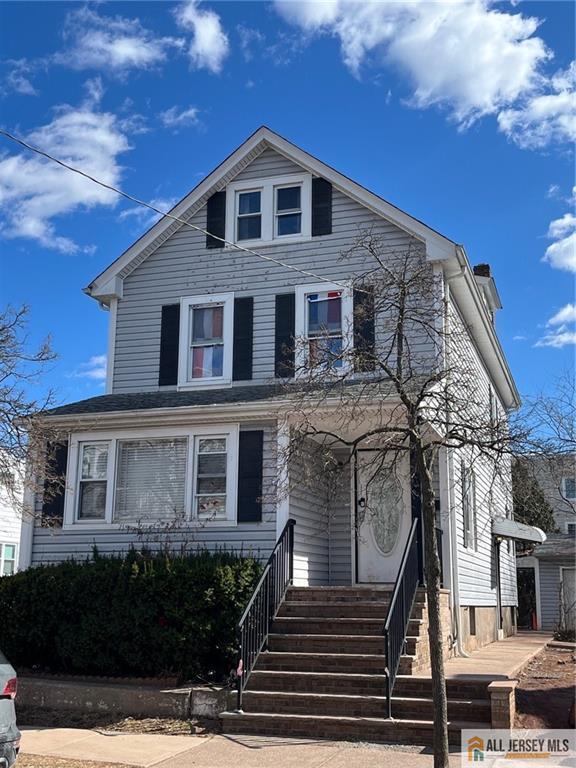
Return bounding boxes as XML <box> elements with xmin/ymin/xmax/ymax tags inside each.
<box><xmin>473</xmin><ymin>263</ymin><xmax>491</xmax><ymax>278</ymax></box>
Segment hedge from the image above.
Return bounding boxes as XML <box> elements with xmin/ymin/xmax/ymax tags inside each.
<box><xmin>0</xmin><ymin>549</ymin><xmax>261</xmax><ymax>681</ymax></box>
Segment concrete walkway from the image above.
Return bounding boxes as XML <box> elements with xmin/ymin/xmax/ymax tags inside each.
<box><xmin>20</xmin><ymin>727</ymin><xmax>205</xmax><ymax>767</ymax></box>
<box><xmin>21</xmin><ymin>730</ymin><xmax>466</xmax><ymax>767</ymax></box>
<box><xmin>443</xmin><ymin>631</ymin><xmax>552</xmax><ymax>680</ymax></box>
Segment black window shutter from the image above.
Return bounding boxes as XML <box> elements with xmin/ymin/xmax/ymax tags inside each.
<box><xmin>42</xmin><ymin>441</ymin><xmax>69</xmax><ymax>525</ymax></box>
<box><xmin>353</xmin><ymin>286</ymin><xmax>375</xmax><ymax>372</ymax></box>
<box><xmin>206</xmin><ymin>190</ymin><xmax>226</xmax><ymax>249</ymax></box>
<box><xmin>158</xmin><ymin>304</ymin><xmax>180</xmax><ymax>386</ymax></box>
<box><xmin>274</xmin><ymin>293</ymin><xmax>295</xmax><ymax>378</ymax></box>
<box><xmin>237</xmin><ymin>431</ymin><xmax>264</xmax><ymax>523</ymax></box>
<box><xmin>312</xmin><ymin>178</ymin><xmax>332</xmax><ymax>236</ymax></box>
<box><xmin>233</xmin><ymin>297</ymin><xmax>254</xmax><ymax>381</ymax></box>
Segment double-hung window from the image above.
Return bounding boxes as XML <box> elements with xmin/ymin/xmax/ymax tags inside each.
<box><xmin>194</xmin><ymin>436</ymin><xmax>228</xmax><ymax>521</ymax></box>
<box><xmin>226</xmin><ymin>174</ymin><xmax>312</xmax><ymax>245</ymax></box>
<box><xmin>77</xmin><ymin>443</ymin><xmax>109</xmax><ymax>521</ymax></box>
<box><xmin>275</xmin><ymin>186</ymin><xmax>302</xmax><ymax>237</ymax></box>
<box><xmin>0</xmin><ymin>544</ymin><xmax>16</xmax><ymax>576</ymax></box>
<box><xmin>295</xmin><ymin>283</ymin><xmax>353</xmax><ymax>373</ymax></box>
<box><xmin>237</xmin><ymin>191</ymin><xmax>262</xmax><ymax>241</ymax></box>
<box><xmin>179</xmin><ymin>294</ymin><xmax>234</xmax><ymax>388</ymax></box>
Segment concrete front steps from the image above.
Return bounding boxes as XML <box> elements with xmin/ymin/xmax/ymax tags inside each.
<box><xmin>221</xmin><ymin>585</ymin><xmax>478</xmax><ymax>745</ymax></box>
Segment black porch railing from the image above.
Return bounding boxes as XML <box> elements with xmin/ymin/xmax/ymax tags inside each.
<box><xmin>235</xmin><ymin>518</ymin><xmax>295</xmax><ymax>710</ymax></box>
<box><xmin>383</xmin><ymin>516</ymin><xmax>421</xmax><ymax>719</ymax></box>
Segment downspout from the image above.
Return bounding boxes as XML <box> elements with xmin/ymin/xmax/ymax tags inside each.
<box><xmin>444</xmin><ymin>260</ymin><xmax>470</xmax><ymax>657</ymax></box>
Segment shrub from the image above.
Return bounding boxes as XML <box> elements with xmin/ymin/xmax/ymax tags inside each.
<box><xmin>553</xmin><ymin>626</ymin><xmax>576</xmax><ymax>643</ymax></box>
<box><xmin>0</xmin><ymin>548</ymin><xmax>261</xmax><ymax>681</ymax></box>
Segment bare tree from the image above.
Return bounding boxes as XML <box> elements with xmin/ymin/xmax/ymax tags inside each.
<box><xmin>280</xmin><ymin>235</ymin><xmax>518</xmax><ymax>768</ymax></box>
<box><xmin>0</xmin><ymin>304</ymin><xmax>59</xmax><ymax>517</ymax></box>
<box><xmin>512</xmin><ymin>372</ymin><xmax>576</xmax><ymax>518</ymax></box>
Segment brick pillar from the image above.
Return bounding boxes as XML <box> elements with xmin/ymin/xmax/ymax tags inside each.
<box><xmin>488</xmin><ymin>680</ymin><xmax>517</xmax><ymax>728</ymax></box>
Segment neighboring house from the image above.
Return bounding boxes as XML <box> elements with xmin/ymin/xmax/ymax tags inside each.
<box><xmin>517</xmin><ymin>453</ymin><xmax>576</xmax><ymax>631</ymax></box>
<box><xmin>0</xmin><ymin>466</ymin><xmax>22</xmax><ymax>576</ymax></box>
<box><xmin>20</xmin><ymin>126</ymin><xmax>530</xmax><ymax>657</ymax></box>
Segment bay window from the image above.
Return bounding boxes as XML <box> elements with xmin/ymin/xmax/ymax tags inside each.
<box><xmin>179</xmin><ymin>293</ymin><xmax>234</xmax><ymax>388</ymax></box>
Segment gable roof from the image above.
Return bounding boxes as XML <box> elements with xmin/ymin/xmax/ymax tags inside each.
<box><xmin>83</xmin><ymin>125</ymin><xmax>520</xmax><ymax>410</ymax></box>
<box><xmin>84</xmin><ymin>125</ymin><xmax>458</xmax><ymax>302</ymax></box>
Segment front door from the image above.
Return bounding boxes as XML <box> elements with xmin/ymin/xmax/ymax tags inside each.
<box><xmin>356</xmin><ymin>452</ymin><xmax>411</xmax><ymax>583</ymax></box>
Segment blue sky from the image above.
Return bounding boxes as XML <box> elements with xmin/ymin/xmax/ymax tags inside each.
<box><xmin>0</xmin><ymin>0</ymin><xmax>574</xmax><ymax>406</ymax></box>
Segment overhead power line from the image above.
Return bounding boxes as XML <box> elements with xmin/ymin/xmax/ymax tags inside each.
<box><xmin>0</xmin><ymin>128</ymin><xmax>351</xmax><ymax>290</ymax></box>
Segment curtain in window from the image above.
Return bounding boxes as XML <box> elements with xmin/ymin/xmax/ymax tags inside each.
<box><xmin>114</xmin><ymin>438</ymin><xmax>187</xmax><ymax>523</ymax></box>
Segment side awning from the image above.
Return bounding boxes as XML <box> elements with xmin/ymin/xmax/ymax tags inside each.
<box><xmin>492</xmin><ymin>518</ymin><xmax>546</xmax><ymax>544</ymax></box>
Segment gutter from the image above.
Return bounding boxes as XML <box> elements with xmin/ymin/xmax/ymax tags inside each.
<box><xmin>443</xmin><ymin>270</ymin><xmax>470</xmax><ymax>658</ymax></box>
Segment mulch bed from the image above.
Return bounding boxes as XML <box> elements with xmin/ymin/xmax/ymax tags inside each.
<box><xmin>16</xmin><ymin>705</ymin><xmax>218</xmax><ymax>736</ymax></box>
<box><xmin>515</xmin><ymin>646</ymin><xmax>576</xmax><ymax>729</ymax></box>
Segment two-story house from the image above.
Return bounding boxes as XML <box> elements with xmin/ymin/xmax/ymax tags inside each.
<box><xmin>18</xmin><ymin>127</ymin><xmax>543</xmax><ymax>738</ymax></box>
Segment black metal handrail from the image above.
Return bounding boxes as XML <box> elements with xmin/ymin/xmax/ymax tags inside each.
<box><xmin>383</xmin><ymin>516</ymin><xmax>421</xmax><ymax>718</ymax></box>
<box><xmin>235</xmin><ymin>518</ymin><xmax>295</xmax><ymax>710</ymax></box>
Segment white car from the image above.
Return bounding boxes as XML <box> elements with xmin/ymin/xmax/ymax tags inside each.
<box><xmin>0</xmin><ymin>652</ymin><xmax>19</xmax><ymax>767</ymax></box>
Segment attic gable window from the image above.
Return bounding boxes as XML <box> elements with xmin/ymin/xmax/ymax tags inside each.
<box><xmin>178</xmin><ymin>293</ymin><xmax>234</xmax><ymax>389</ymax></box>
<box><xmin>226</xmin><ymin>174</ymin><xmax>311</xmax><ymax>245</ymax></box>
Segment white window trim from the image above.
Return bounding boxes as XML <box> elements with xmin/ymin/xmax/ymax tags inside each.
<box><xmin>225</xmin><ymin>173</ymin><xmax>312</xmax><ymax>246</ymax></box>
<box><xmin>178</xmin><ymin>293</ymin><xmax>234</xmax><ymax>390</ymax></box>
<box><xmin>0</xmin><ymin>542</ymin><xmax>17</xmax><ymax>576</ymax></box>
<box><xmin>295</xmin><ymin>282</ymin><xmax>354</xmax><ymax>375</ymax></box>
<box><xmin>63</xmin><ymin>425</ymin><xmax>239</xmax><ymax>530</ymax></box>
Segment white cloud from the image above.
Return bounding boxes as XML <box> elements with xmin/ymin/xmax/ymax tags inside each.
<box><xmin>118</xmin><ymin>196</ymin><xmax>179</xmax><ymax>228</ymax></box>
<box><xmin>174</xmin><ymin>1</ymin><xmax>229</xmax><ymax>73</ymax></box>
<box><xmin>535</xmin><ymin>304</ymin><xmax>576</xmax><ymax>348</ymax></box>
<box><xmin>543</xmin><ymin>212</ymin><xmax>576</xmax><ymax>273</ymax></box>
<box><xmin>535</xmin><ymin>325</ymin><xmax>576</xmax><ymax>349</ymax></box>
<box><xmin>547</xmin><ymin>184</ymin><xmax>561</xmax><ymax>199</ymax></box>
<box><xmin>274</xmin><ymin>1</ymin><xmax>576</xmax><ymax>149</ymax></box>
<box><xmin>512</xmin><ymin>334</ymin><xmax>527</xmax><ymax>341</ymax></box>
<box><xmin>1</xmin><ymin>59</ymin><xmax>39</xmax><ymax>96</ymax></box>
<box><xmin>55</xmin><ymin>6</ymin><xmax>180</xmax><ymax>76</ymax></box>
<box><xmin>71</xmin><ymin>354</ymin><xmax>107</xmax><ymax>381</ymax></box>
<box><xmin>237</xmin><ymin>25</ymin><xmax>265</xmax><ymax>62</ymax></box>
<box><xmin>547</xmin><ymin>304</ymin><xmax>576</xmax><ymax>326</ymax></box>
<box><xmin>159</xmin><ymin>105</ymin><xmax>200</xmax><ymax>130</ymax></box>
<box><xmin>498</xmin><ymin>62</ymin><xmax>576</xmax><ymax>149</ymax></box>
<box><xmin>0</xmin><ymin>100</ymin><xmax>130</xmax><ymax>253</ymax></box>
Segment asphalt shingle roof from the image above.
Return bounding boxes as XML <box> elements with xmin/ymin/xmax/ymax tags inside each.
<box><xmin>533</xmin><ymin>533</ymin><xmax>576</xmax><ymax>559</ymax></box>
<box><xmin>46</xmin><ymin>384</ymin><xmax>287</xmax><ymax>416</ymax></box>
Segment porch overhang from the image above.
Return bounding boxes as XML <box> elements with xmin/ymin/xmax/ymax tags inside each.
<box><xmin>492</xmin><ymin>518</ymin><xmax>546</xmax><ymax>544</ymax></box>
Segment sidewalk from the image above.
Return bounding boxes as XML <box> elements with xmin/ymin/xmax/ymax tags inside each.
<box><xmin>21</xmin><ymin>729</ymin><xmax>465</xmax><ymax>768</ymax></box>
<box><xmin>20</xmin><ymin>727</ymin><xmax>204</xmax><ymax>767</ymax></box>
